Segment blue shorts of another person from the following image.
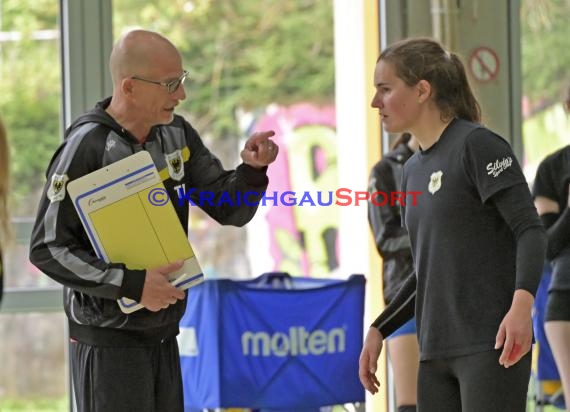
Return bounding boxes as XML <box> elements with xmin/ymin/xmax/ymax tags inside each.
<box><xmin>386</xmin><ymin>317</ymin><xmax>417</xmax><ymax>339</ymax></box>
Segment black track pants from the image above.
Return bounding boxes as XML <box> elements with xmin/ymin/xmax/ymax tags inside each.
<box><xmin>70</xmin><ymin>337</ymin><xmax>184</xmax><ymax>412</ymax></box>
<box><xmin>417</xmin><ymin>349</ymin><xmax>531</xmax><ymax>412</ymax></box>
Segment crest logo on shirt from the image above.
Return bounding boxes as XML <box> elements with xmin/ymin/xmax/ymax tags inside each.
<box><xmin>165</xmin><ymin>150</ymin><xmax>184</xmax><ymax>181</ymax></box>
<box><xmin>47</xmin><ymin>173</ymin><xmax>69</xmax><ymax>202</ymax></box>
<box><xmin>486</xmin><ymin>156</ymin><xmax>512</xmax><ymax>178</ymax></box>
<box><xmin>428</xmin><ymin>171</ymin><xmax>443</xmax><ymax>195</ymax></box>
<box><xmin>105</xmin><ymin>139</ymin><xmax>116</xmax><ymax>152</ymax></box>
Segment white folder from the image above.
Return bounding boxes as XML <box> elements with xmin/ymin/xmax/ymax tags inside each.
<box><xmin>67</xmin><ymin>151</ymin><xmax>203</xmax><ymax>314</ymax></box>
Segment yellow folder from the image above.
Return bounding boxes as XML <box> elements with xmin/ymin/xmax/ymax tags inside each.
<box><xmin>67</xmin><ymin>151</ymin><xmax>203</xmax><ymax>313</ymax></box>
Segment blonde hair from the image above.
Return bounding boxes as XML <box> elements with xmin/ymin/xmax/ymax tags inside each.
<box><xmin>0</xmin><ymin>117</ymin><xmax>11</xmax><ymax>244</ymax></box>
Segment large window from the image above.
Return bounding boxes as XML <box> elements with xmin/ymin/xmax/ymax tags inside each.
<box><xmin>1</xmin><ymin>0</ymin><xmax>62</xmax><ymax>289</ymax></box>
<box><xmin>0</xmin><ymin>1</ymin><xmax>66</xmax><ymax>410</ymax></box>
<box><xmin>520</xmin><ymin>0</ymin><xmax>570</xmax><ymax>182</ymax></box>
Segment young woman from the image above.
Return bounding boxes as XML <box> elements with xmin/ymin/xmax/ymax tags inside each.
<box><xmin>0</xmin><ymin>117</ymin><xmax>10</xmax><ymax>305</ymax></box>
<box><xmin>533</xmin><ymin>85</ymin><xmax>570</xmax><ymax>407</ymax></box>
<box><xmin>359</xmin><ymin>37</ymin><xmax>546</xmax><ymax>411</ymax></box>
<box><xmin>368</xmin><ymin>132</ymin><xmax>419</xmax><ymax>412</ymax></box>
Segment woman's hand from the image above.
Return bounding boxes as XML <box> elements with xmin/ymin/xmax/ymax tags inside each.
<box><xmin>359</xmin><ymin>327</ymin><xmax>384</xmax><ymax>394</ymax></box>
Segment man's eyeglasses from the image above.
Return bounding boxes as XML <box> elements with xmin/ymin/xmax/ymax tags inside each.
<box><xmin>131</xmin><ymin>70</ymin><xmax>189</xmax><ymax>94</ymax></box>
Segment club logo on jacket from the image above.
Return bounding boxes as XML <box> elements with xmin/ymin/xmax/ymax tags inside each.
<box><xmin>486</xmin><ymin>156</ymin><xmax>513</xmax><ymax>178</ymax></box>
<box><xmin>165</xmin><ymin>150</ymin><xmax>184</xmax><ymax>181</ymax></box>
<box><xmin>428</xmin><ymin>170</ymin><xmax>443</xmax><ymax>195</ymax></box>
<box><xmin>105</xmin><ymin>139</ymin><xmax>116</xmax><ymax>152</ymax></box>
<box><xmin>47</xmin><ymin>174</ymin><xmax>69</xmax><ymax>202</ymax></box>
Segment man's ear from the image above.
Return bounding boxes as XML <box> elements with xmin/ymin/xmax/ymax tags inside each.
<box><xmin>416</xmin><ymin>80</ymin><xmax>431</xmax><ymax>103</ymax></box>
<box><xmin>121</xmin><ymin>78</ymin><xmax>134</xmax><ymax>95</ymax></box>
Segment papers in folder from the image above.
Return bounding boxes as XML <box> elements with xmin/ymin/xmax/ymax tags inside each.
<box><xmin>67</xmin><ymin>151</ymin><xmax>204</xmax><ymax>314</ymax></box>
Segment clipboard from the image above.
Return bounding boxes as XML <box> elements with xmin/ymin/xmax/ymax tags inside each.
<box><xmin>67</xmin><ymin>151</ymin><xmax>204</xmax><ymax>314</ymax></box>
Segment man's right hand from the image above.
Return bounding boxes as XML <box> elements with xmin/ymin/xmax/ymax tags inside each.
<box><xmin>140</xmin><ymin>261</ymin><xmax>186</xmax><ymax>312</ymax></box>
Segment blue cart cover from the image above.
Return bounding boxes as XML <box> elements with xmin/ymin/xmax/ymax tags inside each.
<box><xmin>178</xmin><ymin>273</ymin><xmax>366</xmax><ymax>410</ymax></box>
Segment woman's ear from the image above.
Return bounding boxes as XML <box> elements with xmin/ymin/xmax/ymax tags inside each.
<box><xmin>416</xmin><ymin>80</ymin><xmax>431</xmax><ymax>103</ymax></box>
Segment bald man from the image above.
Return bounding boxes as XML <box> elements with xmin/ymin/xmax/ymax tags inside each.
<box><xmin>29</xmin><ymin>30</ymin><xmax>278</xmax><ymax>412</ymax></box>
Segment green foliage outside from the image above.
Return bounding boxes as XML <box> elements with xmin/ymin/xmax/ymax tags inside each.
<box><xmin>523</xmin><ymin>105</ymin><xmax>570</xmax><ymax>169</ymax></box>
<box><xmin>0</xmin><ymin>397</ymin><xmax>67</xmax><ymax>412</ymax></box>
<box><xmin>521</xmin><ymin>0</ymin><xmax>570</xmax><ymax>102</ymax></box>
<box><xmin>112</xmin><ymin>0</ymin><xmax>335</xmax><ymax>139</ymax></box>
<box><xmin>520</xmin><ymin>0</ymin><xmax>570</xmax><ymax>175</ymax></box>
<box><xmin>0</xmin><ymin>0</ymin><xmax>61</xmax><ymax>216</ymax></box>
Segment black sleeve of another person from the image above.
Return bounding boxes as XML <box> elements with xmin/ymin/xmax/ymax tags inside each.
<box><xmin>491</xmin><ymin>183</ymin><xmax>547</xmax><ymax>296</ymax></box>
<box><xmin>539</xmin><ymin>209</ymin><xmax>570</xmax><ymax>260</ymax></box>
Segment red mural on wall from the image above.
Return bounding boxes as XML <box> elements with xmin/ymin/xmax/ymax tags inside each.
<box><xmin>249</xmin><ymin>103</ymin><xmax>339</xmax><ymax>277</ymax></box>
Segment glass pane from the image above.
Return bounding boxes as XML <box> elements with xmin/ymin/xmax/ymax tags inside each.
<box><xmin>521</xmin><ymin>1</ymin><xmax>570</xmax><ymax>181</ymax></box>
<box><xmin>0</xmin><ymin>1</ymin><xmax>66</xmax><ymax>410</ymax></box>
<box><xmin>0</xmin><ymin>0</ymin><xmax>62</xmax><ymax>290</ymax></box>
<box><xmin>112</xmin><ymin>0</ymin><xmax>337</xmax><ymax>279</ymax></box>
<box><xmin>0</xmin><ymin>312</ymin><xmax>67</xmax><ymax>411</ymax></box>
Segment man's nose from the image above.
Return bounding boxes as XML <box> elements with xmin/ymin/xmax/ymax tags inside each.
<box><xmin>174</xmin><ymin>83</ymin><xmax>186</xmax><ymax>101</ymax></box>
